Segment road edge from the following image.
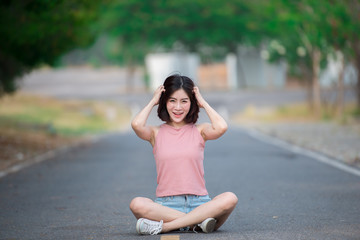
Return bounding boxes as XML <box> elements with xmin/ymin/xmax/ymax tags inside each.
<box><xmin>0</xmin><ymin>135</ymin><xmax>104</xmax><ymax>179</ymax></box>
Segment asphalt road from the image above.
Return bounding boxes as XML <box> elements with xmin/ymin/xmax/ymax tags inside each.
<box><xmin>1</xmin><ymin>126</ymin><xmax>360</xmax><ymax>239</ymax></box>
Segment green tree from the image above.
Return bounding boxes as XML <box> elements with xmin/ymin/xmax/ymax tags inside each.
<box><xmin>258</xmin><ymin>0</ymin><xmax>342</xmax><ymax>114</ymax></box>
<box><xmin>99</xmin><ymin>0</ymin><xmax>255</xmax><ymax>90</ymax></box>
<box><xmin>258</xmin><ymin>0</ymin><xmax>360</xmax><ymax>113</ymax></box>
<box><xmin>337</xmin><ymin>0</ymin><xmax>360</xmax><ymax>109</ymax></box>
<box><xmin>322</xmin><ymin>0</ymin><xmax>352</xmax><ymax>117</ymax></box>
<box><xmin>0</xmin><ymin>0</ymin><xmax>104</xmax><ymax>96</ymax></box>
<box><xmin>100</xmin><ymin>0</ymin><xmax>253</xmax><ymax>58</ymax></box>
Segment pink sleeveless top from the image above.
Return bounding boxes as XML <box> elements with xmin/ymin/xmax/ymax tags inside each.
<box><xmin>153</xmin><ymin>124</ymin><xmax>208</xmax><ymax>197</ymax></box>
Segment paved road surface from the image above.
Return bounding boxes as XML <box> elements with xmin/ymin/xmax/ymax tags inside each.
<box><xmin>1</xmin><ymin>126</ymin><xmax>360</xmax><ymax>239</ymax></box>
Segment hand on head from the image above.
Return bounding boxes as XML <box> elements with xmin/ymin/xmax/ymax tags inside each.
<box><xmin>152</xmin><ymin>85</ymin><xmax>165</xmax><ymax>105</ymax></box>
<box><xmin>193</xmin><ymin>86</ymin><xmax>206</xmax><ymax>108</ymax></box>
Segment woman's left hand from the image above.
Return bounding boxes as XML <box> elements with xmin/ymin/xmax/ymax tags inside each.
<box><xmin>193</xmin><ymin>86</ymin><xmax>206</xmax><ymax>108</ymax></box>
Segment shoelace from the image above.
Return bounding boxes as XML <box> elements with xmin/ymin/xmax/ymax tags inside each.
<box><xmin>143</xmin><ymin>220</ymin><xmax>163</xmax><ymax>235</ymax></box>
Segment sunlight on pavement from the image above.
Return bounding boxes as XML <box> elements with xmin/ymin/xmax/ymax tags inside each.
<box><xmin>161</xmin><ymin>235</ymin><xmax>180</xmax><ymax>240</ymax></box>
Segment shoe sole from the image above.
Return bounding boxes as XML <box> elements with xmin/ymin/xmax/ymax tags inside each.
<box><xmin>136</xmin><ymin>218</ymin><xmax>143</xmax><ymax>234</ymax></box>
<box><xmin>202</xmin><ymin>218</ymin><xmax>216</xmax><ymax>233</ymax></box>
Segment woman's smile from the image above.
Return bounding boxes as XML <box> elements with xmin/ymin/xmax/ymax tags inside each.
<box><xmin>172</xmin><ymin>111</ymin><xmax>184</xmax><ymax>118</ymax></box>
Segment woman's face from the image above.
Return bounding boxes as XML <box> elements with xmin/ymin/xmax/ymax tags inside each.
<box><xmin>166</xmin><ymin>88</ymin><xmax>191</xmax><ymax>127</ymax></box>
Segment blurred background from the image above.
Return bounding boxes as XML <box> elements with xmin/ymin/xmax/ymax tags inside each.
<box><xmin>1</xmin><ymin>0</ymin><xmax>360</xmax><ymax>170</ymax></box>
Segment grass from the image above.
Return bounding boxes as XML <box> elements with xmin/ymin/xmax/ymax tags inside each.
<box><xmin>233</xmin><ymin>101</ymin><xmax>360</xmax><ymax>125</ymax></box>
<box><xmin>0</xmin><ymin>93</ymin><xmax>131</xmax><ymax>136</ymax></box>
<box><xmin>0</xmin><ymin>93</ymin><xmax>132</xmax><ymax>171</ymax></box>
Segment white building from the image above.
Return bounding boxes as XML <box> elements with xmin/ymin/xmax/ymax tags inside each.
<box><xmin>145</xmin><ymin>52</ymin><xmax>200</xmax><ymax>91</ymax></box>
<box><xmin>145</xmin><ymin>48</ymin><xmax>289</xmax><ymax>91</ymax></box>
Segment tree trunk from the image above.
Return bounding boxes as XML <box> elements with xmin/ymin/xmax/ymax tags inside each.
<box><xmin>354</xmin><ymin>45</ymin><xmax>360</xmax><ymax>109</ymax></box>
<box><xmin>336</xmin><ymin>51</ymin><xmax>345</xmax><ymax>118</ymax></box>
<box><xmin>126</xmin><ymin>64</ymin><xmax>135</xmax><ymax>93</ymax></box>
<box><xmin>236</xmin><ymin>45</ymin><xmax>247</xmax><ymax>88</ymax></box>
<box><xmin>311</xmin><ymin>49</ymin><xmax>322</xmax><ymax>116</ymax></box>
<box><xmin>300</xmin><ymin>63</ymin><xmax>313</xmax><ymax>110</ymax></box>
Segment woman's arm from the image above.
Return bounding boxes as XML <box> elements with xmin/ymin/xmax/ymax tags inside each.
<box><xmin>193</xmin><ymin>86</ymin><xmax>228</xmax><ymax>141</ymax></box>
<box><xmin>131</xmin><ymin>85</ymin><xmax>165</xmax><ymax>144</ymax></box>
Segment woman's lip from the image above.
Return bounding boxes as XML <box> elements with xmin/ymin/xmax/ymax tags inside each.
<box><xmin>172</xmin><ymin>112</ymin><xmax>183</xmax><ymax>118</ymax></box>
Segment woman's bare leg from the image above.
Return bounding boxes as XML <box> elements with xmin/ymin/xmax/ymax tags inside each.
<box><xmin>162</xmin><ymin>192</ymin><xmax>238</xmax><ymax>233</ymax></box>
<box><xmin>129</xmin><ymin>197</ymin><xmax>185</xmax><ymax>222</ymax></box>
<box><xmin>130</xmin><ymin>192</ymin><xmax>238</xmax><ymax>233</ymax></box>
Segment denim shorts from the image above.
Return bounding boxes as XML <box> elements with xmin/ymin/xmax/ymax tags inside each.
<box><xmin>154</xmin><ymin>195</ymin><xmax>211</xmax><ymax>214</ymax></box>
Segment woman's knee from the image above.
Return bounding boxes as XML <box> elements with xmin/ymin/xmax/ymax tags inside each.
<box><xmin>129</xmin><ymin>197</ymin><xmax>151</xmax><ymax>215</ymax></box>
<box><xmin>219</xmin><ymin>192</ymin><xmax>238</xmax><ymax>211</ymax></box>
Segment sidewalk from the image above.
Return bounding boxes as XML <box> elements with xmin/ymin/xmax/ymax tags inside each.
<box><xmin>237</xmin><ymin>121</ymin><xmax>360</xmax><ymax>169</ymax></box>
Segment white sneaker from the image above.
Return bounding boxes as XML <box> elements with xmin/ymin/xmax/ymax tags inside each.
<box><xmin>198</xmin><ymin>218</ymin><xmax>216</xmax><ymax>233</ymax></box>
<box><xmin>136</xmin><ymin>218</ymin><xmax>163</xmax><ymax>235</ymax></box>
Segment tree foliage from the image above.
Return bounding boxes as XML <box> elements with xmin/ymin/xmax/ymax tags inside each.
<box><xmin>0</xmin><ymin>0</ymin><xmax>105</xmax><ymax>95</ymax></box>
<box><xmin>1</xmin><ymin>0</ymin><xmax>360</xmax><ymax>107</ymax></box>
<box><xmin>252</xmin><ymin>0</ymin><xmax>360</xmax><ymax>110</ymax></box>
<box><xmin>100</xmin><ymin>0</ymin><xmax>253</xmax><ymax>60</ymax></box>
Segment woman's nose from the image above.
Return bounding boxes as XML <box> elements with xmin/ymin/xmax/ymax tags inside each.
<box><xmin>175</xmin><ymin>101</ymin><xmax>181</xmax><ymax>109</ymax></box>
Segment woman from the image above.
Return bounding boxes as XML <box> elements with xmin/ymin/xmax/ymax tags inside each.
<box><xmin>130</xmin><ymin>74</ymin><xmax>238</xmax><ymax>235</ymax></box>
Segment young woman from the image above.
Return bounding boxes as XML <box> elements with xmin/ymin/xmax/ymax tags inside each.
<box><xmin>130</xmin><ymin>74</ymin><xmax>238</xmax><ymax>235</ymax></box>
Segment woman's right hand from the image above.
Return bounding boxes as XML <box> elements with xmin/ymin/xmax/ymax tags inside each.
<box><xmin>132</xmin><ymin>85</ymin><xmax>164</xmax><ymax>143</ymax></box>
<box><xmin>152</xmin><ymin>85</ymin><xmax>165</xmax><ymax>105</ymax></box>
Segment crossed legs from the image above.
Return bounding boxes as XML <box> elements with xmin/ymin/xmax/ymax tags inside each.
<box><xmin>129</xmin><ymin>192</ymin><xmax>238</xmax><ymax>233</ymax></box>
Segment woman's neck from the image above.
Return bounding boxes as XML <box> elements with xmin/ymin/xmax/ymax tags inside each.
<box><xmin>167</xmin><ymin>121</ymin><xmax>187</xmax><ymax>129</ymax></box>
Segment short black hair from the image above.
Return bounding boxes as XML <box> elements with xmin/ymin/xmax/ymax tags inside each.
<box><xmin>157</xmin><ymin>74</ymin><xmax>199</xmax><ymax>124</ymax></box>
